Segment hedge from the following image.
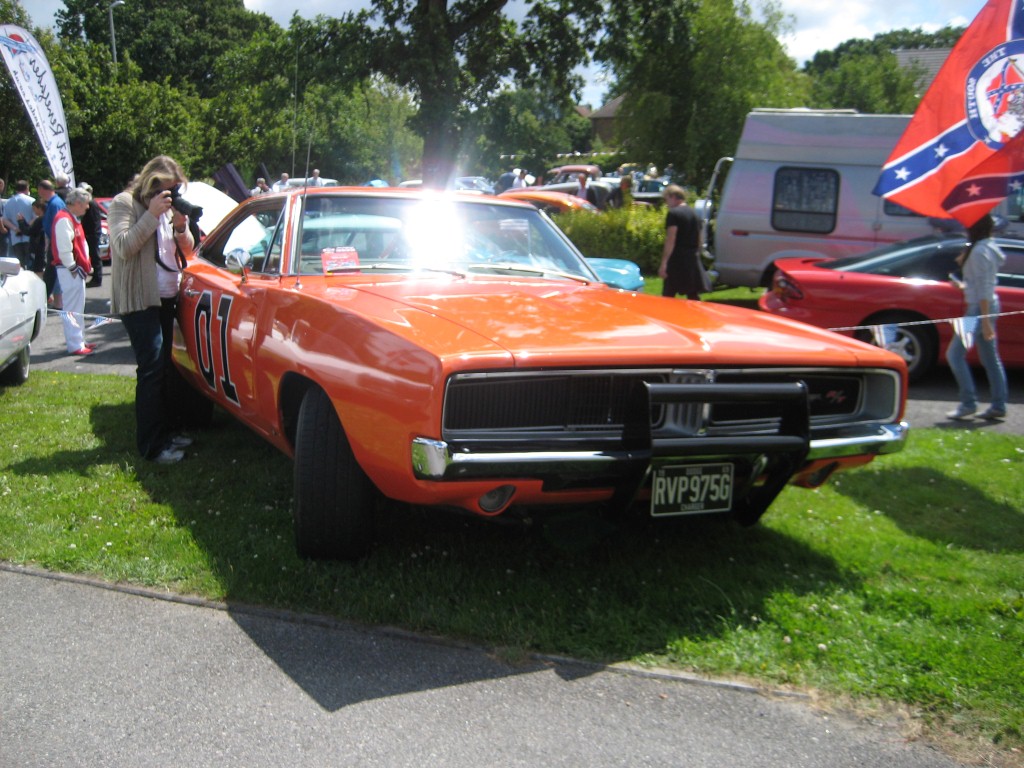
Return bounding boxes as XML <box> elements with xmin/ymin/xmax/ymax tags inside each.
<box><xmin>554</xmin><ymin>206</ymin><xmax>666</xmax><ymax>275</ymax></box>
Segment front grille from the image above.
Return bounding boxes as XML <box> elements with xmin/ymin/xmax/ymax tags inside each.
<box><xmin>444</xmin><ymin>371</ymin><xmax>670</xmax><ymax>433</ymax></box>
<box><xmin>442</xmin><ymin>367</ymin><xmax>899</xmax><ymax>441</ymax></box>
<box><xmin>711</xmin><ymin>371</ymin><xmax>862</xmax><ymax>430</ymax></box>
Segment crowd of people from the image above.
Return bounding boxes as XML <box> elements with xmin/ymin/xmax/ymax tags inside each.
<box><xmin>0</xmin><ymin>157</ymin><xmax>198</xmax><ymax>463</ymax></box>
<box><xmin>1</xmin><ymin>174</ymin><xmax>103</xmax><ymax>356</ymax></box>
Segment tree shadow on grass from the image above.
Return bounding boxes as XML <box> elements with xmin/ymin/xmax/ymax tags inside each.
<box><xmin>11</xmin><ymin>400</ymin><xmax>852</xmax><ymax>712</ymax></box>
<box><xmin>832</xmin><ymin>466</ymin><xmax>1024</xmax><ymax>553</ymax></box>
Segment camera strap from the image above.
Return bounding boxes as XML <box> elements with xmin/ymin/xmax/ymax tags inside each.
<box><xmin>155</xmin><ymin>222</ymin><xmax>187</xmax><ymax>273</ymax></box>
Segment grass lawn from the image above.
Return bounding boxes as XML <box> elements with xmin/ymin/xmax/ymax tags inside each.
<box><xmin>2</xmin><ymin>372</ymin><xmax>1022</xmax><ymax>764</ymax></box>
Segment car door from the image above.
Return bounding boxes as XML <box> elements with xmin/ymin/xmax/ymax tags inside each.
<box><xmin>995</xmin><ymin>243</ymin><xmax>1024</xmax><ymax>366</ymax></box>
<box><xmin>0</xmin><ymin>263</ymin><xmax>21</xmax><ymax>365</ymax></box>
<box><xmin>176</xmin><ymin>198</ymin><xmax>289</xmax><ymax>436</ymax></box>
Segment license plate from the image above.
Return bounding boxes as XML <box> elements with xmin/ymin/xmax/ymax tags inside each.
<box><xmin>650</xmin><ymin>463</ymin><xmax>734</xmax><ymax>517</ymax></box>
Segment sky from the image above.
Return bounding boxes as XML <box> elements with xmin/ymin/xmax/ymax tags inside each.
<box><xmin>24</xmin><ymin>0</ymin><xmax>988</xmax><ymax>107</ymax></box>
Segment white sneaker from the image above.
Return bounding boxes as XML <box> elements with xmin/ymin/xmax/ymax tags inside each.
<box><xmin>153</xmin><ymin>447</ymin><xmax>185</xmax><ymax>464</ymax></box>
<box><xmin>168</xmin><ymin>434</ymin><xmax>194</xmax><ymax>449</ymax></box>
<box><xmin>979</xmin><ymin>407</ymin><xmax>1007</xmax><ymax>421</ymax></box>
<box><xmin>946</xmin><ymin>404</ymin><xmax>977</xmax><ymax>421</ymax></box>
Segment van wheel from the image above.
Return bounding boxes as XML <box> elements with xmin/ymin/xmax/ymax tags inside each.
<box><xmin>0</xmin><ymin>346</ymin><xmax>30</xmax><ymax>386</ymax></box>
<box><xmin>293</xmin><ymin>387</ymin><xmax>375</xmax><ymax>560</ymax></box>
<box><xmin>855</xmin><ymin>313</ymin><xmax>936</xmax><ymax>382</ymax></box>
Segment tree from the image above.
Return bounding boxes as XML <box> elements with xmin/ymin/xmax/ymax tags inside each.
<box><xmin>804</xmin><ymin>27</ymin><xmax>965</xmax><ymax>77</ymax></box>
<box><xmin>596</xmin><ymin>0</ymin><xmax>806</xmax><ymax>183</ymax></box>
<box><xmin>808</xmin><ymin>52</ymin><xmax>922</xmax><ymax>113</ymax></box>
<box><xmin>57</xmin><ymin>0</ymin><xmax>277</xmax><ymax>98</ymax></box>
<box><xmin>467</xmin><ymin>88</ymin><xmax>592</xmax><ymax>180</ymax></box>
<box><xmin>364</xmin><ymin>0</ymin><xmax>603</xmax><ymax>186</ymax></box>
<box><xmin>46</xmin><ymin>43</ymin><xmax>206</xmax><ymax>191</ymax></box>
<box><xmin>804</xmin><ymin>27</ymin><xmax>963</xmax><ymax>113</ymax></box>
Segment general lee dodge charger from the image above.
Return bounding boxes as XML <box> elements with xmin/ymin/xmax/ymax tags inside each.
<box><xmin>172</xmin><ymin>188</ymin><xmax>909</xmax><ymax>559</ymax></box>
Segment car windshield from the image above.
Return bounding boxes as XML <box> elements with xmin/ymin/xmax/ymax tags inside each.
<box><xmin>294</xmin><ymin>195</ymin><xmax>598</xmax><ymax>281</ymax></box>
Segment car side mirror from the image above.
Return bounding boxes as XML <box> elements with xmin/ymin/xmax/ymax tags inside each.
<box><xmin>225</xmin><ymin>247</ymin><xmax>252</xmax><ymax>279</ymax></box>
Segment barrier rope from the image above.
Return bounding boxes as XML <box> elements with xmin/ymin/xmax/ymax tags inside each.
<box><xmin>826</xmin><ymin>308</ymin><xmax>1024</xmax><ymax>334</ymax></box>
<box><xmin>46</xmin><ymin>306</ymin><xmax>119</xmax><ymax>330</ymax></box>
<box><xmin>827</xmin><ymin>309</ymin><xmax>1024</xmax><ymax>350</ymax></box>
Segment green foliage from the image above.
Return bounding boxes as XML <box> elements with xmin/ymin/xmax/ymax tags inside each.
<box><xmin>556</xmin><ymin>207</ymin><xmax>666</xmax><ymax>272</ymax></box>
<box><xmin>1</xmin><ymin>372</ymin><xmax>1022</xmax><ymax>759</ymax></box>
<box><xmin>809</xmin><ymin>51</ymin><xmax>922</xmax><ymax>113</ymax></box>
<box><xmin>804</xmin><ymin>26</ymin><xmax>965</xmax><ymax>76</ymax></box>
<box><xmin>467</xmin><ymin>89</ymin><xmax>592</xmax><ymax>180</ymax></box>
<box><xmin>58</xmin><ymin>0</ymin><xmax>278</xmax><ymax>99</ymax></box>
<box><xmin>2</xmin><ymin>0</ymin><xmax>966</xmax><ymax>203</ymax></box>
<box><xmin>804</xmin><ymin>26</ymin><xmax>962</xmax><ymax>113</ymax></box>
<box><xmin>367</xmin><ymin>0</ymin><xmax>600</xmax><ymax>185</ymax></box>
<box><xmin>46</xmin><ymin>44</ymin><xmax>204</xmax><ymax>191</ymax></box>
<box><xmin>597</xmin><ymin>0</ymin><xmax>808</xmax><ymax>183</ymax></box>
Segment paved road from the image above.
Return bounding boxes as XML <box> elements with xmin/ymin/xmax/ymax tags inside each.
<box><xmin>0</xmin><ymin>565</ymin><xmax>965</xmax><ymax>768</ymax></box>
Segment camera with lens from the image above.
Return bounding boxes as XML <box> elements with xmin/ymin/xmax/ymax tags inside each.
<box><xmin>169</xmin><ymin>185</ymin><xmax>204</xmax><ymax>222</ymax></box>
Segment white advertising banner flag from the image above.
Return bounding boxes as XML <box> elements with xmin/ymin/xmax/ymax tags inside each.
<box><xmin>0</xmin><ymin>25</ymin><xmax>74</xmax><ymax>186</ymax></box>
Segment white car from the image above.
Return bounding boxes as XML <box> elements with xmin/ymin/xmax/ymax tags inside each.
<box><xmin>0</xmin><ymin>257</ymin><xmax>47</xmax><ymax>385</ymax></box>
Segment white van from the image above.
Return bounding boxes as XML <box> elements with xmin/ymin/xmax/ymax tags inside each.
<box><xmin>699</xmin><ymin>108</ymin><xmax>1023</xmax><ymax>287</ymax></box>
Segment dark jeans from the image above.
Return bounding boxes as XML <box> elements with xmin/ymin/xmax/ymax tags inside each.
<box><xmin>159</xmin><ymin>296</ymin><xmax>189</xmax><ymax>434</ymax></box>
<box><xmin>12</xmin><ymin>242</ymin><xmax>31</xmax><ymax>269</ymax></box>
<box><xmin>121</xmin><ymin>307</ymin><xmax>169</xmax><ymax>459</ymax></box>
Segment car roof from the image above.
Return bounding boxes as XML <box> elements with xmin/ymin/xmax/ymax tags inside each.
<box><xmin>267</xmin><ymin>185</ymin><xmax>533</xmax><ymax>208</ymax></box>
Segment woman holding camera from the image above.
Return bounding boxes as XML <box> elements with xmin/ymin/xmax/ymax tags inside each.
<box><xmin>108</xmin><ymin>155</ymin><xmax>195</xmax><ymax>464</ymax></box>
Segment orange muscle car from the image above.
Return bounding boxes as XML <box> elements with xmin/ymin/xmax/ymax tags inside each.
<box><xmin>173</xmin><ymin>188</ymin><xmax>909</xmax><ymax>559</ymax></box>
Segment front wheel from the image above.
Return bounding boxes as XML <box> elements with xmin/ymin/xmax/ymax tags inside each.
<box><xmin>0</xmin><ymin>345</ymin><xmax>30</xmax><ymax>386</ymax></box>
<box><xmin>293</xmin><ymin>387</ymin><xmax>375</xmax><ymax>560</ymax></box>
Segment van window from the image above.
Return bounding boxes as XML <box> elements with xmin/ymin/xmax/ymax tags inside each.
<box><xmin>1005</xmin><ymin>186</ymin><xmax>1024</xmax><ymax>221</ymax></box>
<box><xmin>882</xmin><ymin>200</ymin><xmax>925</xmax><ymax>217</ymax></box>
<box><xmin>771</xmin><ymin>167</ymin><xmax>838</xmax><ymax>234</ymax></box>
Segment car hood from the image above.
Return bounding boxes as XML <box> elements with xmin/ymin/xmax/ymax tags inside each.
<box><xmin>347</xmin><ymin>278</ymin><xmax>895</xmax><ymax>370</ymax></box>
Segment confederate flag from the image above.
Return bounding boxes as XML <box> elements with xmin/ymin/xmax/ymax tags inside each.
<box><xmin>873</xmin><ymin>0</ymin><xmax>1024</xmax><ymax>226</ymax></box>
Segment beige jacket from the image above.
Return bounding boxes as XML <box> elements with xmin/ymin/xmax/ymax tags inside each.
<box><xmin>108</xmin><ymin>191</ymin><xmax>194</xmax><ymax>315</ymax></box>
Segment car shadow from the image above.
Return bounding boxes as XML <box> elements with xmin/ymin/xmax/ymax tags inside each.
<box><xmin>831</xmin><ymin>466</ymin><xmax>1023</xmax><ymax>552</ymax></box>
<box><xmin>9</xmin><ymin>399</ymin><xmax>849</xmax><ymax>712</ymax></box>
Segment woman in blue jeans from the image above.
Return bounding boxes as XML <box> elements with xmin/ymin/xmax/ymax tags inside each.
<box><xmin>107</xmin><ymin>156</ymin><xmax>196</xmax><ymax>463</ymax></box>
<box><xmin>946</xmin><ymin>213</ymin><xmax>1009</xmax><ymax>421</ymax></box>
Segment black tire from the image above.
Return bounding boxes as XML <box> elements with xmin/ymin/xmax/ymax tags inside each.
<box><xmin>855</xmin><ymin>314</ymin><xmax>936</xmax><ymax>383</ymax></box>
<box><xmin>0</xmin><ymin>345</ymin><xmax>30</xmax><ymax>386</ymax></box>
<box><xmin>758</xmin><ymin>262</ymin><xmax>777</xmax><ymax>289</ymax></box>
<box><xmin>293</xmin><ymin>387</ymin><xmax>375</xmax><ymax>560</ymax></box>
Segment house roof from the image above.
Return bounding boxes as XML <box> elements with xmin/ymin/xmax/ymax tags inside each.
<box><xmin>588</xmin><ymin>94</ymin><xmax>625</xmax><ymax>120</ymax></box>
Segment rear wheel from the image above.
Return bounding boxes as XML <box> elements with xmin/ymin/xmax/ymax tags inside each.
<box><xmin>855</xmin><ymin>313</ymin><xmax>936</xmax><ymax>382</ymax></box>
<box><xmin>0</xmin><ymin>345</ymin><xmax>30</xmax><ymax>386</ymax></box>
<box><xmin>293</xmin><ymin>387</ymin><xmax>375</xmax><ymax>560</ymax></box>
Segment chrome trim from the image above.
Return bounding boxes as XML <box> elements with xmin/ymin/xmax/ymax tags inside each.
<box><xmin>805</xmin><ymin>422</ymin><xmax>909</xmax><ymax>460</ymax></box>
<box><xmin>411</xmin><ymin>438</ymin><xmax>452</xmax><ymax>478</ymax></box>
<box><xmin>411</xmin><ymin>421</ymin><xmax>909</xmax><ymax>481</ymax></box>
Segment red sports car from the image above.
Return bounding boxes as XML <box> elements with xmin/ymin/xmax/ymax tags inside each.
<box><xmin>760</xmin><ymin>235</ymin><xmax>1024</xmax><ymax>381</ymax></box>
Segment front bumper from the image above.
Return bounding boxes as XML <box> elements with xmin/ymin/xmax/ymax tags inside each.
<box><xmin>411</xmin><ymin>381</ymin><xmax>906</xmax><ymax>520</ymax></box>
